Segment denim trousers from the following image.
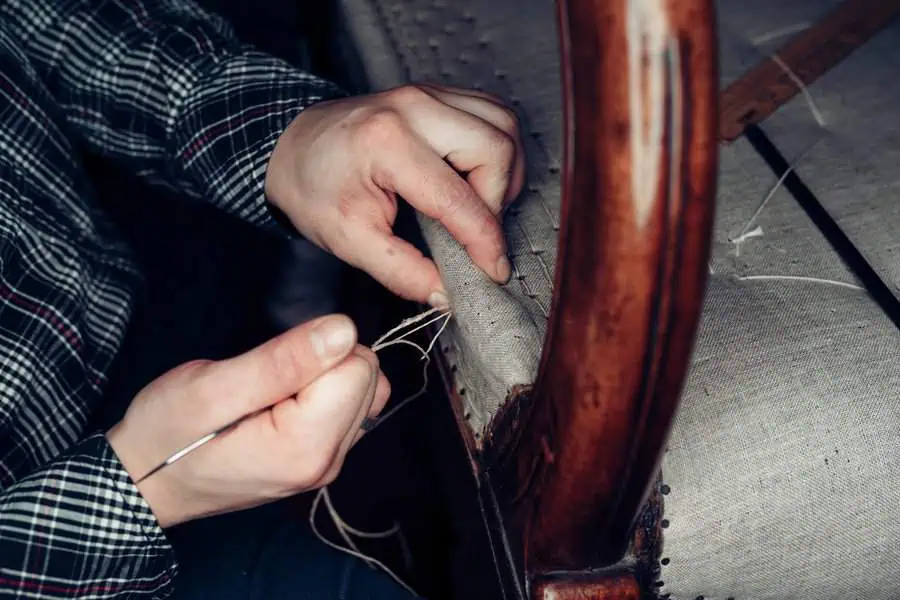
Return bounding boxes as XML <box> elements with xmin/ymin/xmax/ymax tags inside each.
<box><xmin>167</xmin><ymin>500</ymin><xmax>419</xmax><ymax>600</ymax></box>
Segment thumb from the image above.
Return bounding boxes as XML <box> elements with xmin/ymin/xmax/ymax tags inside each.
<box><xmin>202</xmin><ymin>314</ymin><xmax>358</xmax><ymax>422</ymax></box>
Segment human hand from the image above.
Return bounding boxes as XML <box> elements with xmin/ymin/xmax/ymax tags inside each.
<box><xmin>106</xmin><ymin>314</ymin><xmax>389</xmax><ymax>528</ymax></box>
<box><xmin>265</xmin><ymin>83</ymin><xmax>526</xmax><ymax>308</ymax></box>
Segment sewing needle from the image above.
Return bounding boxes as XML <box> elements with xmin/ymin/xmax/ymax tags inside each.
<box><xmin>135</xmin><ymin>410</ymin><xmax>261</xmax><ymax>484</ymax></box>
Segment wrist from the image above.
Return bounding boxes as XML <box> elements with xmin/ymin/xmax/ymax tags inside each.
<box><xmin>106</xmin><ymin>422</ymin><xmax>186</xmax><ymax>529</ymax></box>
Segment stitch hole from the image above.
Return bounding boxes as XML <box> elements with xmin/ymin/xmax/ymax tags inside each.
<box><xmin>653</xmin><ymin>581</ymin><xmax>665</xmax><ymax>588</ymax></box>
<box><xmin>660</xmin><ymin>557</ymin><xmax>670</xmax><ymax>566</ymax></box>
<box><xmin>661</xmin><ymin>484</ymin><xmax>671</xmax><ymax>495</ymax></box>
<box><xmin>661</xmin><ymin>519</ymin><xmax>670</xmax><ymax>528</ymax></box>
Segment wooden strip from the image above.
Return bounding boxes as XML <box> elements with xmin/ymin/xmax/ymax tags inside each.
<box><xmin>719</xmin><ymin>0</ymin><xmax>900</xmax><ymax>142</ymax></box>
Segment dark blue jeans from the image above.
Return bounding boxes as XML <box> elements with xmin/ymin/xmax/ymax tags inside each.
<box><xmin>168</xmin><ymin>500</ymin><xmax>420</xmax><ymax>600</ymax></box>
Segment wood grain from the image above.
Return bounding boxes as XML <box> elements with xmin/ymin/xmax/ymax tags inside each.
<box><xmin>532</xmin><ymin>570</ymin><xmax>641</xmax><ymax>600</ymax></box>
<box><xmin>480</xmin><ymin>0</ymin><xmax>719</xmax><ymax>582</ymax></box>
<box><xmin>719</xmin><ymin>0</ymin><xmax>900</xmax><ymax>141</ymax></box>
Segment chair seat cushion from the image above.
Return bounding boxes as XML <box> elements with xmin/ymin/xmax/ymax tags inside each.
<box><xmin>331</xmin><ymin>0</ymin><xmax>900</xmax><ymax>597</ymax></box>
<box><xmin>660</xmin><ymin>275</ymin><xmax>900</xmax><ymax>600</ymax></box>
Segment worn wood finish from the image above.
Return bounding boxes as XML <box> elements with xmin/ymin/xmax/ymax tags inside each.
<box><xmin>719</xmin><ymin>0</ymin><xmax>900</xmax><ymax>141</ymax></box>
<box><xmin>478</xmin><ymin>0</ymin><xmax>719</xmax><ymax>586</ymax></box>
<box><xmin>532</xmin><ymin>570</ymin><xmax>642</xmax><ymax>600</ymax></box>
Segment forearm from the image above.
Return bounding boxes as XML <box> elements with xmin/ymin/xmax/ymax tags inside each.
<box><xmin>0</xmin><ymin>0</ymin><xmax>345</xmax><ymax>226</ymax></box>
<box><xmin>0</xmin><ymin>434</ymin><xmax>176</xmax><ymax>598</ymax></box>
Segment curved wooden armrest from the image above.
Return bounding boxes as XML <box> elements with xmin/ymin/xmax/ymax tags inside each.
<box><xmin>477</xmin><ymin>0</ymin><xmax>719</xmax><ymax>595</ymax></box>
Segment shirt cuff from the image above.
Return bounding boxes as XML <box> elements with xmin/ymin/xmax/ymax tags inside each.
<box><xmin>0</xmin><ymin>433</ymin><xmax>177</xmax><ymax>597</ymax></box>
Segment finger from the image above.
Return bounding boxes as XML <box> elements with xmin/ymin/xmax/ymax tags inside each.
<box><xmin>371</xmin><ymin>372</ymin><xmax>391</xmax><ymax>417</ymax></box>
<box><xmin>337</xmin><ymin>220</ymin><xmax>449</xmax><ymax>306</ymax></box>
<box><xmin>372</xmin><ymin>134</ymin><xmax>510</xmax><ymax>283</ymax></box>
<box><xmin>389</xmin><ymin>88</ymin><xmax>516</xmax><ymax>215</ymax></box>
<box><xmin>418</xmin><ymin>82</ymin><xmax>510</xmax><ymax>108</ymax></box>
<box><xmin>202</xmin><ymin>314</ymin><xmax>357</xmax><ymax>423</ymax></box>
<box><xmin>312</xmin><ymin>350</ymin><xmax>380</xmax><ymax>485</ymax></box>
<box><xmin>418</xmin><ymin>84</ymin><xmax>527</xmax><ymax>206</ymax></box>
<box><xmin>268</xmin><ymin>352</ymin><xmax>376</xmax><ymax>481</ymax></box>
<box><xmin>357</xmin><ymin>370</ymin><xmax>391</xmax><ymax>438</ymax></box>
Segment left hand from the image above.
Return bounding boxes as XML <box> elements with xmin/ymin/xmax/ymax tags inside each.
<box><xmin>264</xmin><ymin>83</ymin><xmax>526</xmax><ymax>308</ymax></box>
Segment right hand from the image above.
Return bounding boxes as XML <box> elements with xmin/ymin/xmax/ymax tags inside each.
<box><xmin>106</xmin><ymin>314</ymin><xmax>389</xmax><ymax>528</ymax></box>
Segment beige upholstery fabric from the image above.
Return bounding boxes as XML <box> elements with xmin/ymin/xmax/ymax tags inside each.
<box><xmin>333</xmin><ymin>0</ymin><xmax>560</xmax><ymax>436</ymax></box>
<box><xmin>332</xmin><ymin>0</ymin><xmax>900</xmax><ymax>597</ymax></box>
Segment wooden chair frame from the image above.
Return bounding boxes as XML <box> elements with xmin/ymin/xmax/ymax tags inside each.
<box><xmin>433</xmin><ymin>1</ymin><xmax>719</xmax><ymax>598</ymax></box>
<box><xmin>422</xmin><ymin>0</ymin><xmax>899</xmax><ymax>596</ymax></box>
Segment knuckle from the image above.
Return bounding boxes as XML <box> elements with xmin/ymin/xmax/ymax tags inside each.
<box><xmin>268</xmin><ymin>336</ymin><xmax>312</xmax><ymax>385</ymax></box>
<box><xmin>477</xmin><ymin>213</ymin><xmax>504</xmax><ymax>252</ymax></box>
<box><xmin>305</xmin><ymin>460</ymin><xmax>332</xmax><ymax>488</ymax></box>
<box><xmin>356</xmin><ymin>108</ymin><xmax>406</xmax><ymax>146</ymax></box>
<box><xmin>495</xmin><ymin>106</ymin><xmax>520</xmax><ymax>136</ymax></box>
<box><xmin>488</xmin><ymin>130</ymin><xmax>517</xmax><ymax>163</ymax></box>
<box><xmin>384</xmin><ymin>83</ymin><xmax>430</xmax><ymax>106</ymax></box>
<box><xmin>320</xmin><ymin>464</ymin><xmax>342</xmax><ymax>487</ymax></box>
<box><xmin>436</xmin><ymin>182</ymin><xmax>468</xmax><ymax>217</ymax></box>
<box><xmin>173</xmin><ymin>359</ymin><xmax>214</xmax><ymax>382</ymax></box>
<box><xmin>304</xmin><ymin>445</ymin><xmax>341</xmax><ymax>486</ymax></box>
<box><xmin>353</xmin><ymin>347</ymin><xmax>379</xmax><ymax>369</ymax></box>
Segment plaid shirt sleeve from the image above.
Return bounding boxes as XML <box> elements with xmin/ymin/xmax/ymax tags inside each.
<box><xmin>0</xmin><ymin>0</ymin><xmax>349</xmax><ymax>597</ymax></box>
<box><xmin>0</xmin><ymin>0</ymin><xmax>346</xmax><ymax>228</ymax></box>
<box><xmin>0</xmin><ymin>435</ymin><xmax>176</xmax><ymax>598</ymax></box>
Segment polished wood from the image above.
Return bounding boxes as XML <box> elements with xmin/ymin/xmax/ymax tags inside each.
<box><xmin>719</xmin><ymin>0</ymin><xmax>900</xmax><ymax>141</ymax></box>
<box><xmin>477</xmin><ymin>0</ymin><xmax>719</xmax><ymax>589</ymax></box>
<box><xmin>532</xmin><ymin>570</ymin><xmax>641</xmax><ymax>600</ymax></box>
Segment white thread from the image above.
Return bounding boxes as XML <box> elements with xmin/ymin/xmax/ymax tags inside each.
<box><xmin>750</xmin><ymin>22</ymin><xmax>810</xmax><ymax>45</ymax></box>
<box><xmin>769</xmin><ymin>52</ymin><xmax>826</xmax><ymax>128</ymax></box>
<box><xmin>732</xmin><ymin>135</ymin><xmax>821</xmax><ymax>241</ymax></box>
<box><xmin>737</xmin><ymin>274</ymin><xmax>864</xmax><ymax>290</ymax></box>
<box><xmin>367</xmin><ymin>310</ymin><xmax>451</xmax><ymax>434</ymax></box>
<box><xmin>371</xmin><ymin>307</ymin><xmax>444</xmax><ymax>350</ymax></box>
<box><xmin>310</xmin><ymin>307</ymin><xmax>453</xmax><ymax>597</ymax></box>
<box><xmin>372</xmin><ymin>310</ymin><xmax>452</xmax><ymax>353</ymax></box>
<box><xmin>310</xmin><ymin>488</ymin><xmax>420</xmax><ymax>597</ymax></box>
<box><xmin>730</xmin><ymin>224</ymin><xmax>764</xmax><ymax>257</ymax></box>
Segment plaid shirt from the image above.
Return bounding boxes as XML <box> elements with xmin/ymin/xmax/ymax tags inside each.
<box><xmin>0</xmin><ymin>0</ymin><xmax>343</xmax><ymax>596</ymax></box>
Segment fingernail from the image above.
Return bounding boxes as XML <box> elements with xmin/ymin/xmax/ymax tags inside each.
<box><xmin>311</xmin><ymin>315</ymin><xmax>356</xmax><ymax>359</ymax></box>
<box><xmin>428</xmin><ymin>290</ymin><xmax>450</xmax><ymax>309</ymax></box>
<box><xmin>496</xmin><ymin>255</ymin><xmax>512</xmax><ymax>283</ymax></box>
